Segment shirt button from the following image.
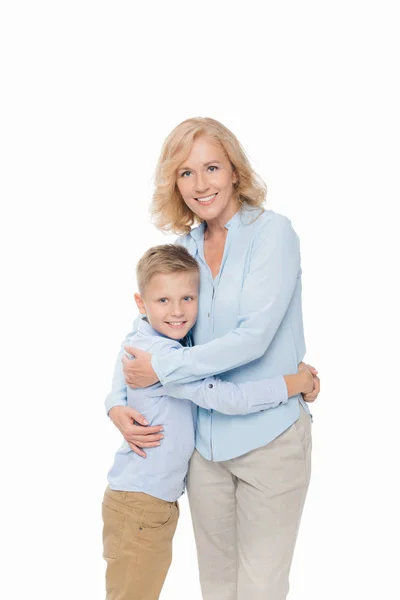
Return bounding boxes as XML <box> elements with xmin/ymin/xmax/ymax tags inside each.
<box><xmin>208</xmin><ymin>383</ymin><xmax>213</xmax><ymax>389</ymax></box>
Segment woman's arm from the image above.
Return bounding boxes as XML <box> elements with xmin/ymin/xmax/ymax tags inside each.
<box><xmin>122</xmin><ymin>337</ymin><xmax>314</xmax><ymax>414</ymax></box>
<box><xmin>125</xmin><ymin>215</ymin><xmax>302</xmax><ymax>386</ymax></box>
<box><xmin>161</xmin><ymin>367</ymin><xmax>314</xmax><ymax>413</ymax></box>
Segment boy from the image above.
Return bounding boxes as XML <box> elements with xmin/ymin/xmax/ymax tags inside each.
<box><xmin>102</xmin><ymin>244</ymin><xmax>314</xmax><ymax>600</ymax></box>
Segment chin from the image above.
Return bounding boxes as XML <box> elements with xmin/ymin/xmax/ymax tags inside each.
<box><xmin>161</xmin><ymin>327</ymin><xmax>191</xmax><ymax>340</ymax></box>
<box><xmin>171</xmin><ymin>333</ymin><xmax>185</xmax><ymax>340</ymax></box>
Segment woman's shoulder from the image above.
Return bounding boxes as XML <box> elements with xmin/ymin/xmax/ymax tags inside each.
<box><xmin>243</xmin><ymin>208</ymin><xmax>295</xmax><ymax>236</ymax></box>
<box><xmin>174</xmin><ymin>232</ymin><xmax>191</xmax><ymax>247</ymax></box>
<box><xmin>174</xmin><ymin>226</ymin><xmax>202</xmax><ymax>256</ymax></box>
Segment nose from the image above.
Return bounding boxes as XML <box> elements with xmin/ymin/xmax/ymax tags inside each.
<box><xmin>195</xmin><ymin>172</ymin><xmax>210</xmax><ymax>195</ymax></box>
<box><xmin>170</xmin><ymin>302</ymin><xmax>184</xmax><ymax>317</ymax></box>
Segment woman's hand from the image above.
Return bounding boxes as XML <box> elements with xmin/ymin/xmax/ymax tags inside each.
<box><xmin>108</xmin><ymin>406</ymin><xmax>164</xmax><ymax>458</ymax></box>
<box><xmin>298</xmin><ymin>362</ymin><xmax>320</xmax><ymax>403</ymax></box>
<box><xmin>122</xmin><ymin>346</ymin><xmax>159</xmax><ymax>388</ymax></box>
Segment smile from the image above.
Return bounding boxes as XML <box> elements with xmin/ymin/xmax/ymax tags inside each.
<box><xmin>195</xmin><ymin>193</ymin><xmax>217</xmax><ymax>205</ymax></box>
<box><xmin>166</xmin><ymin>321</ymin><xmax>187</xmax><ymax>329</ymax></box>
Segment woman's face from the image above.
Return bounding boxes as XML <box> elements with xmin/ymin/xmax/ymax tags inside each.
<box><xmin>176</xmin><ymin>136</ymin><xmax>239</xmax><ymax>225</ymax></box>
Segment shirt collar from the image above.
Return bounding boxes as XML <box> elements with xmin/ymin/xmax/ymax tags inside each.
<box><xmin>137</xmin><ymin>317</ymin><xmax>191</xmax><ymax>346</ymax></box>
<box><xmin>224</xmin><ymin>209</ymin><xmax>242</xmax><ymax>234</ymax></box>
<box><xmin>137</xmin><ymin>317</ymin><xmax>169</xmax><ymax>339</ymax></box>
<box><xmin>189</xmin><ymin>206</ymin><xmax>261</xmax><ymax>241</ymax></box>
<box><xmin>189</xmin><ymin>221</ymin><xmax>206</xmax><ymax>241</ymax></box>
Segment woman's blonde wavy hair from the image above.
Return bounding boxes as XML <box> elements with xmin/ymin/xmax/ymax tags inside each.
<box><xmin>151</xmin><ymin>117</ymin><xmax>267</xmax><ymax>235</ymax></box>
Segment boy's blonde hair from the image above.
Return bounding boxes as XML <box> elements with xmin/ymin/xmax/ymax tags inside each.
<box><xmin>151</xmin><ymin>117</ymin><xmax>267</xmax><ymax>235</ymax></box>
<box><xmin>136</xmin><ymin>244</ymin><xmax>199</xmax><ymax>294</ymax></box>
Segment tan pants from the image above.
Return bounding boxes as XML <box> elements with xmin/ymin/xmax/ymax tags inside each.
<box><xmin>102</xmin><ymin>488</ymin><xmax>179</xmax><ymax>600</ymax></box>
<box><xmin>186</xmin><ymin>405</ymin><xmax>312</xmax><ymax>600</ymax></box>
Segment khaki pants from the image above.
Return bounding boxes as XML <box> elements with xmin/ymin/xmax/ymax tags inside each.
<box><xmin>187</xmin><ymin>405</ymin><xmax>312</xmax><ymax>600</ymax></box>
<box><xmin>102</xmin><ymin>488</ymin><xmax>179</xmax><ymax>600</ymax></box>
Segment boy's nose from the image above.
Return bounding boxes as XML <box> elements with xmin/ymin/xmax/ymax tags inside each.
<box><xmin>170</xmin><ymin>305</ymin><xmax>184</xmax><ymax>317</ymax></box>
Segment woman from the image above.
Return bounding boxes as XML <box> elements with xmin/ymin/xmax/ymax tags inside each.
<box><xmin>107</xmin><ymin>117</ymin><xmax>320</xmax><ymax>600</ymax></box>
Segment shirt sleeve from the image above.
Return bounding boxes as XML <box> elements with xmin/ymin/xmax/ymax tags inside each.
<box><xmin>104</xmin><ymin>322</ymin><xmax>139</xmax><ymax>416</ymax></box>
<box><xmin>161</xmin><ymin>375</ymin><xmax>289</xmax><ymax>414</ymax></box>
<box><xmin>152</xmin><ymin>214</ymin><xmax>301</xmax><ymax>385</ymax></box>
<box><xmin>104</xmin><ymin>332</ymin><xmax>185</xmax><ymax>416</ymax></box>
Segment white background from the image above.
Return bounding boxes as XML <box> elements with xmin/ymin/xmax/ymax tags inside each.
<box><xmin>1</xmin><ymin>1</ymin><xmax>399</xmax><ymax>598</ymax></box>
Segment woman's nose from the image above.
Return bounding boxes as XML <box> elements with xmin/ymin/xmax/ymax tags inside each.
<box><xmin>195</xmin><ymin>173</ymin><xmax>209</xmax><ymax>194</ymax></box>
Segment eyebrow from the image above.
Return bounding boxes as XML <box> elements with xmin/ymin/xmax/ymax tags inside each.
<box><xmin>177</xmin><ymin>160</ymin><xmax>223</xmax><ymax>172</ymax></box>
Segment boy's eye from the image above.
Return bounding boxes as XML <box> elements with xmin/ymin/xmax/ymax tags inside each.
<box><xmin>183</xmin><ymin>296</ymin><xmax>193</xmax><ymax>302</ymax></box>
<box><xmin>158</xmin><ymin>298</ymin><xmax>168</xmax><ymax>303</ymax></box>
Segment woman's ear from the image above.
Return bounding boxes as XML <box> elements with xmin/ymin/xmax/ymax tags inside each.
<box><xmin>134</xmin><ymin>293</ymin><xmax>146</xmax><ymax>315</ymax></box>
<box><xmin>232</xmin><ymin>166</ymin><xmax>238</xmax><ymax>186</ymax></box>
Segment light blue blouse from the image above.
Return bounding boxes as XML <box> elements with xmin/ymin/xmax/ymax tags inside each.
<box><xmin>105</xmin><ymin>207</ymin><xmax>310</xmax><ymax>462</ymax></box>
<box><xmin>152</xmin><ymin>208</ymin><xmax>310</xmax><ymax>461</ymax></box>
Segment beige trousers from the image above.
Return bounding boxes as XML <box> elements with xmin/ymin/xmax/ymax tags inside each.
<box><xmin>186</xmin><ymin>405</ymin><xmax>312</xmax><ymax>600</ymax></box>
<box><xmin>102</xmin><ymin>488</ymin><xmax>179</xmax><ymax>600</ymax></box>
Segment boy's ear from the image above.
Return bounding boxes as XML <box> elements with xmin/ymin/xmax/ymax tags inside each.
<box><xmin>134</xmin><ymin>293</ymin><xmax>146</xmax><ymax>315</ymax></box>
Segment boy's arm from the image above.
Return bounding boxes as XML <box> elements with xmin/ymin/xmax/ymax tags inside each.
<box><xmin>105</xmin><ymin>324</ymin><xmax>166</xmax><ymax>458</ymax></box>
<box><xmin>104</xmin><ymin>332</ymin><xmax>132</xmax><ymax>415</ymax></box>
<box><xmin>160</xmin><ymin>371</ymin><xmax>311</xmax><ymax>414</ymax></box>
<box><xmin>104</xmin><ymin>316</ymin><xmax>147</xmax><ymax>416</ymax></box>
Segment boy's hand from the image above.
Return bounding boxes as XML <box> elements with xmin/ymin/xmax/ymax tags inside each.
<box><xmin>297</xmin><ymin>363</ymin><xmax>314</xmax><ymax>394</ymax></box>
<box><xmin>298</xmin><ymin>362</ymin><xmax>320</xmax><ymax>403</ymax></box>
<box><xmin>108</xmin><ymin>406</ymin><xmax>164</xmax><ymax>458</ymax></box>
<box><xmin>123</xmin><ymin>346</ymin><xmax>159</xmax><ymax>388</ymax></box>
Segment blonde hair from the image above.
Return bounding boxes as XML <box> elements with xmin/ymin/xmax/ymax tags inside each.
<box><xmin>151</xmin><ymin>117</ymin><xmax>267</xmax><ymax>234</ymax></box>
<box><xmin>136</xmin><ymin>244</ymin><xmax>199</xmax><ymax>294</ymax></box>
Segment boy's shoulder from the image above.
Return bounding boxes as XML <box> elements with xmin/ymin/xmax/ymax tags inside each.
<box><xmin>128</xmin><ymin>323</ymin><xmax>184</xmax><ymax>358</ymax></box>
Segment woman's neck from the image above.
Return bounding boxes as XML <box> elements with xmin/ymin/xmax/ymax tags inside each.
<box><xmin>204</xmin><ymin>204</ymin><xmax>240</xmax><ymax>240</ymax></box>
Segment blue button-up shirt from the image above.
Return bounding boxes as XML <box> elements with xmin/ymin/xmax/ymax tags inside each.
<box><xmin>106</xmin><ymin>318</ymin><xmax>289</xmax><ymax>501</ymax></box>
<box><xmin>106</xmin><ymin>208</ymin><xmax>309</xmax><ymax>463</ymax></box>
<box><xmin>151</xmin><ymin>208</ymin><xmax>310</xmax><ymax>461</ymax></box>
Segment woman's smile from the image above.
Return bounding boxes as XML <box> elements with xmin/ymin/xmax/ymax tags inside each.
<box><xmin>195</xmin><ymin>193</ymin><xmax>217</xmax><ymax>205</ymax></box>
<box><xmin>176</xmin><ymin>136</ymin><xmax>239</xmax><ymax>226</ymax></box>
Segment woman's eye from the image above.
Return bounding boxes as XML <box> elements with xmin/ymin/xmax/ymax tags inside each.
<box><xmin>181</xmin><ymin>171</ymin><xmax>191</xmax><ymax>178</ymax></box>
<box><xmin>208</xmin><ymin>165</ymin><xmax>218</xmax><ymax>172</ymax></box>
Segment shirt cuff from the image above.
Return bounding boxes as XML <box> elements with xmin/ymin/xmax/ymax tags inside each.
<box><xmin>151</xmin><ymin>354</ymin><xmax>166</xmax><ymax>385</ymax></box>
<box><xmin>252</xmin><ymin>375</ymin><xmax>289</xmax><ymax>410</ymax></box>
<box><xmin>272</xmin><ymin>374</ymin><xmax>289</xmax><ymax>407</ymax></box>
<box><xmin>105</xmin><ymin>400</ymin><xmax>127</xmax><ymax>417</ymax></box>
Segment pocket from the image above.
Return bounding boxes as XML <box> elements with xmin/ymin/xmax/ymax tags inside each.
<box><xmin>293</xmin><ymin>405</ymin><xmax>312</xmax><ymax>461</ymax></box>
<box><xmin>102</xmin><ymin>503</ymin><xmax>125</xmax><ymax>559</ymax></box>
<box><xmin>140</xmin><ymin>500</ymin><xmax>175</xmax><ymax>531</ymax></box>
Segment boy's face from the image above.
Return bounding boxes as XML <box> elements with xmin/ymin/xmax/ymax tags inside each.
<box><xmin>134</xmin><ymin>270</ymin><xmax>199</xmax><ymax>340</ymax></box>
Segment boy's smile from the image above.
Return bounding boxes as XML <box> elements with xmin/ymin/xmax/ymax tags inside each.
<box><xmin>134</xmin><ymin>271</ymin><xmax>199</xmax><ymax>340</ymax></box>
